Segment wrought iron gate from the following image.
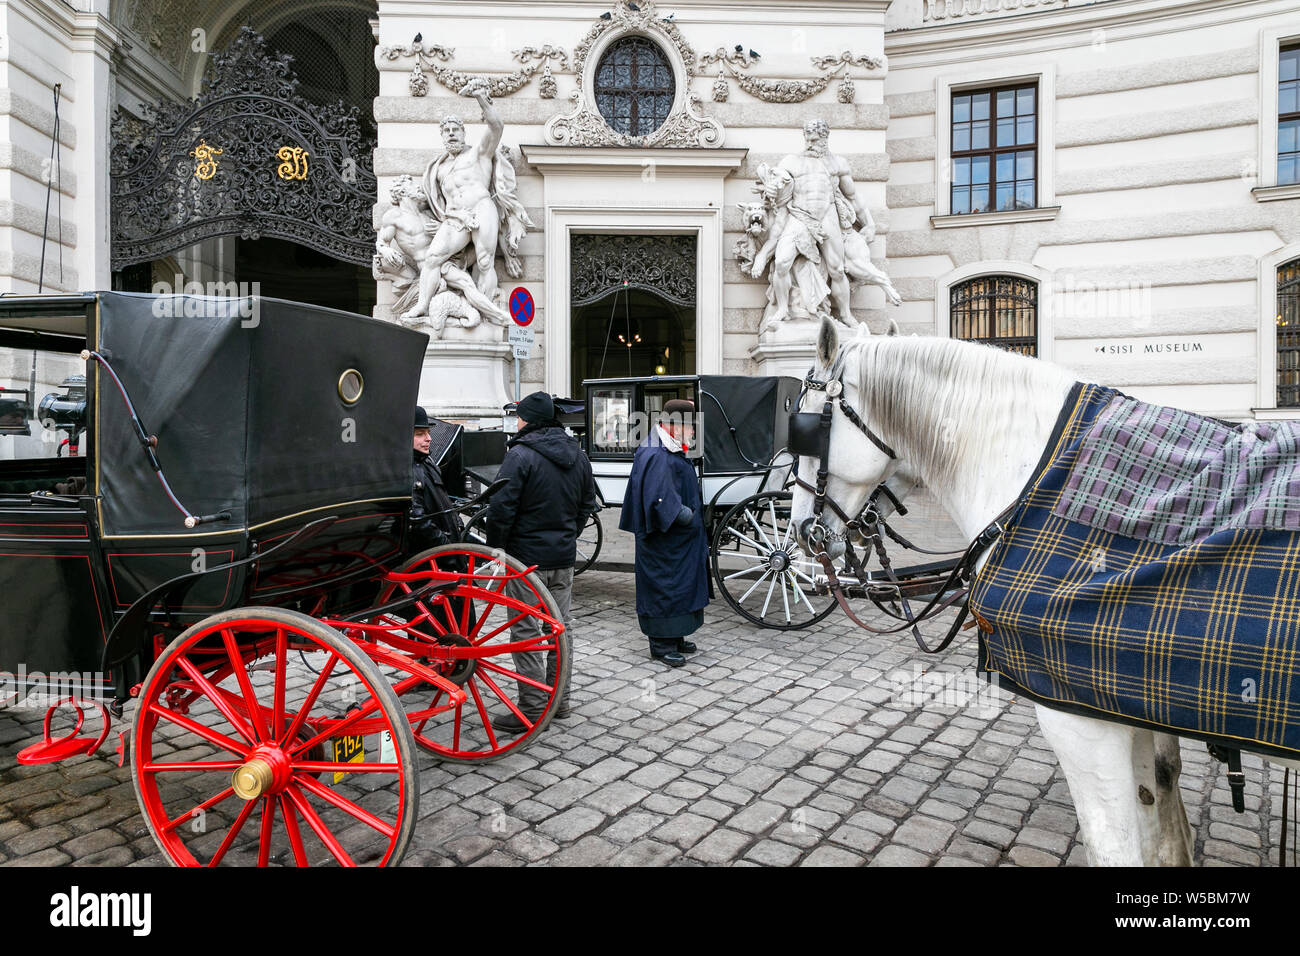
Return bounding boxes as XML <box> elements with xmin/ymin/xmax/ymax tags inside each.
<box><xmin>110</xmin><ymin>27</ymin><xmax>377</xmax><ymax>270</ymax></box>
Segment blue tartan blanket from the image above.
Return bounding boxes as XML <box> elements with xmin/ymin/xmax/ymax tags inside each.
<box><xmin>970</xmin><ymin>384</ymin><xmax>1300</xmax><ymax>759</ymax></box>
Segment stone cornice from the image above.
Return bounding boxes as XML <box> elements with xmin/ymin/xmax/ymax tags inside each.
<box><xmin>521</xmin><ymin>145</ymin><xmax>747</xmax><ymax>175</ymax></box>
<box><xmin>885</xmin><ymin>0</ymin><xmax>1286</xmax><ymax>60</ymax></box>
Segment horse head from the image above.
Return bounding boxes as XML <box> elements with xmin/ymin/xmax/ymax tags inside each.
<box><xmin>790</xmin><ymin>317</ymin><xmax>900</xmax><ymax>559</ymax></box>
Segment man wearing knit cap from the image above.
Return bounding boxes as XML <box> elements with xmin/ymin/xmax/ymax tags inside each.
<box><xmin>486</xmin><ymin>390</ymin><xmax>598</xmax><ymax>733</ymax></box>
<box><xmin>619</xmin><ymin>399</ymin><xmax>709</xmax><ymax>667</ymax></box>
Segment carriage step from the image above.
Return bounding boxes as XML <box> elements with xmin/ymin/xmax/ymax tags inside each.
<box><xmin>15</xmin><ymin>699</ymin><xmax>112</xmax><ymax>765</ymax></box>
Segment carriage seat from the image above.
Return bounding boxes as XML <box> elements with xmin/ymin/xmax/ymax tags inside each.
<box><xmin>0</xmin><ymin>456</ymin><xmax>88</xmax><ymax>499</ymax></box>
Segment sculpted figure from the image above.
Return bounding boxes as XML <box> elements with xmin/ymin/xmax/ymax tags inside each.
<box><xmin>399</xmin><ymin>77</ymin><xmax>534</xmax><ymax>324</ymax></box>
<box><xmin>744</xmin><ymin>119</ymin><xmax>900</xmax><ymax>330</ymax></box>
<box><xmin>374</xmin><ymin>173</ymin><xmax>512</xmax><ymax>335</ymax></box>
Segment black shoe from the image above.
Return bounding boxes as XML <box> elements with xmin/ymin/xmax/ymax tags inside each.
<box><xmin>652</xmin><ymin>651</ymin><xmax>686</xmax><ymax>668</ymax></box>
<box><xmin>555</xmin><ymin>701</ymin><xmax>572</xmax><ymax>719</ymax></box>
<box><xmin>491</xmin><ymin>709</ymin><xmax>543</xmax><ymax>735</ymax></box>
<box><xmin>678</xmin><ymin>640</ymin><xmax>697</xmax><ymax>654</ymax></box>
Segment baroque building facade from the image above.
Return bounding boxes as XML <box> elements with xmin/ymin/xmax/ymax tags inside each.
<box><xmin>0</xmin><ymin>0</ymin><xmax>1297</xmax><ymax>420</ymax></box>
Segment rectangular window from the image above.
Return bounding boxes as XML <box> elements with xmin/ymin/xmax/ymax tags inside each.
<box><xmin>1280</xmin><ymin>44</ymin><xmax>1300</xmax><ymax>186</ymax></box>
<box><xmin>951</xmin><ymin>83</ymin><xmax>1037</xmax><ymax>215</ymax></box>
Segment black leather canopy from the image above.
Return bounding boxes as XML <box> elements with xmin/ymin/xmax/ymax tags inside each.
<box><xmin>93</xmin><ymin>292</ymin><xmax>429</xmax><ymax>538</ymax></box>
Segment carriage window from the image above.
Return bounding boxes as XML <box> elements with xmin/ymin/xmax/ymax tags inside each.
<box><xmin>594</xmin><ymin>37</ymin><xmax>675</xmax><ymax>137</ymax></box>
<box><xmin>951</xmin><ymin>83</ymin><xmax>1037</xmax><ymax>214</ymax></box>
<box><xmin>591</xmin><ymin>386</ymin><xmax>634</xmax><ymax>454</ymax></box>
<box><xmin>0</xmin><ymin>346</ymin><xmax>87</xmax><ymax>461</ymax></box>
<box><xmin>950</xmin><ymin>275</ymin><xmax>1038</xmax><ymax>357</ymax></box>
<box><xmin>1279</xmin><ymin>258</ymin><xmax>1300</xmax><ymax>407</ymax></box>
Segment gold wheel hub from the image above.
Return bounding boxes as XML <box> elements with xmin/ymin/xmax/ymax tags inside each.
<box><xmin>232</xmin><ymin>758</ymin><xmax>275</xmax><ymax>800</ymax></box>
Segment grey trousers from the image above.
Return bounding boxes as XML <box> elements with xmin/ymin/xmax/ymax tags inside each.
<box><xmin>506</xmin><ymin>566</ymin><xmax>573</xmax><ymax>713</ymax></box>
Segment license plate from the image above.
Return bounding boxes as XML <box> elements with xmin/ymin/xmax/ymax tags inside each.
<box><xmin>332</xmin><ymin>734</ymin><xmax>364</xmax><ymax>783</ymax></box>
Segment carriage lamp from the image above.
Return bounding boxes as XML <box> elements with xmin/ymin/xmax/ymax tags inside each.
<box><xmin>655</xmin><ymin>365</ymin><xmax>666</xmax><ymax>375</ymax></box>
<box><xmin>38</xmin><ymin>374</ymin><xmax>87</xmax><ymax>431</ymax></box>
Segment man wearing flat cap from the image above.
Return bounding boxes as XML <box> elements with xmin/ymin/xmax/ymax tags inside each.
<box><xmin>619</xmin><ymin>399</ymin><xmax>709</xmax><ymax>667</ymax></box>
<box><xmin>486</xmin><ymin>391</ymin><xmax>599</xmax><ymax>732</ymax></box>
<box><xmin>411</xmin><ymin>406</ymin><xmax>461</xmax><ymax>551</ymax></box>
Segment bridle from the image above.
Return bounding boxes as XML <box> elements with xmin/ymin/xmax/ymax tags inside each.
<box><xmin>788</xmin><ymin>363</ymin><xmax>897</xmax><ymax>552</ymax></box>
<box><xmin>787</xmin><ymin>363</ymin><xmax>1012</xmax><ymax>654</ymax></box>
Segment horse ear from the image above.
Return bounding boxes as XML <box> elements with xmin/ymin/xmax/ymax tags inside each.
<box><xmin>817</xmin><ymin>316</ymin><xmax>839</xmax><ymax>367</ymax></box>
<box><xmin>887</xmin><ymin>318</ymin><xmax>900</xmax><ymax>337</ymax></box>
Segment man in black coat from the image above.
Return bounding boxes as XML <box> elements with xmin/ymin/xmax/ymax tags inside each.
<box><xmin>486</xmin><ymin>391</ymin><xmax>598</xmax><ymax>732</ymax></box>
<box><xmin>620</xmin><ymin>399</ymin><xmax>709</xmax><ymax>667</ymax></box>
<box><xmin>410</xmin><ymin>406</ymin><xmax>461</xmax><ymax>552</ymax></box>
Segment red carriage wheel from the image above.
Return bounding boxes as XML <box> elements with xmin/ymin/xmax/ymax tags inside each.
<box><xmin>131</xmin><ymin>607</ymin><xmax>418</xmax><ymax>867</ymax></box>
<box><xmin>374</xmin><ymin>543</ymin><xmax>570</xmax><ymax>763</ymax></box>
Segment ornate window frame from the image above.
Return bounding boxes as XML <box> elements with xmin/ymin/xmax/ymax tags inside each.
<box><xmin>931</xmin><ymin>63</ymin><xmax>1059</xmax><ymax>227</ymax></box>
<box><xmin>1254</xmin><ymin>242</ymin><xmax>1300</xmax><ymax>416</ymax></box>
<box><xmin>934</xmin><ymin>261</ymin><xmax>1052</xmax><ymax>362</ymax></box>
<box><xmin>583</xmin><ymin>29</ymin><xmax>689</xmax><ymax>138</ymax></box>
<box><xmin>1253</xmin><ymin>25</ymin><xmax>1300</xmax><ymax>202</ymax></box>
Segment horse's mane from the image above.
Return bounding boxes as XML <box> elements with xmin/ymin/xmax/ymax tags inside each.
<box><xmin>836</xmin><ymin>334</ymin><xmax>1075</xmax><ymax>493</ymax></box>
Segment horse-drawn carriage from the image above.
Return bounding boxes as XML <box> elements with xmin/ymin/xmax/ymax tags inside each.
<box><xmin>0</xmin><ymin>291</ymin><xmax>568</xmax><ymax>866</ymax></box>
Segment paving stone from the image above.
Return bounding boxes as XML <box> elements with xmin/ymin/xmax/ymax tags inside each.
<box><xmin>892</xmin><ymin>816</ymin><xmax>956</xmax><ymax>855</ymax></box>
<box><xmin>602</xmin><ymin>812</ymin><xmax>663</xmax><ymax>844</ymax></box>
<box><xmin>867</xmin><ymin>845</ymin><xmax>931</xmax><ymax>866</ymax></box>
<box><xmin>685</xmin><ymin>828</ymin><xmax>750</xmax><ymax>864</ymax></box>
<box><xmin>745</xmin><ymin>840</ymin><xmax>803</xmax><ymax>866</ymax></box>
<box><xmin>547</xmin><ymin>835</ymin><xmax>620</xmax><ymax>866</ymax></box>
<box><xmin>537</xmin><ymin>807</ymin><xmax>606</xmax><ymax>842</ymax></box>
<box><xmin>611</xmin><ymin>839</ymin><xmax>680</xmax><ymax>866</ymax></box>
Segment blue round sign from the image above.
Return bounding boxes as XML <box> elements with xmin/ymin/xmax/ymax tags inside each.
<box><xmin>509</xmin><ymin>287</ymin><xmax>534</xmax><ymax>326</ymax></box>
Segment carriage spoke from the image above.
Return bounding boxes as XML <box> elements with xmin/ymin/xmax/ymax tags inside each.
<box><xmin>174</xmin><ymin>656</ymin><xmax>258</xmax><ymax>746</ymax></box>
<box><xmin>739</xmin><ymin>568</ymin><xmax>772</xmax><ymax>604</ymax></box>
<box><xmin>161</xmin><ymin>786</ymin><xmax>238</xmax><ymax>834</ymax></box>
<box><xmin>723</xmin><ymin>564</ymin><xmax>768</xmax><ymax>581</ymax></box>
<box><xmin>723</xmin><ymin>527</ymin><xmax>770</xmax><ymax>555</ymax></box>
<box><xmin>475</xmin><ymin>669</ymin><xmax>534</xmax><ymax>727</ymax></box>
<box><xmin>272</xmin><ymin>628</ymin><xmax>287</xmax><ymax>743</ymax></box>
<box><xmin>779</xmin><ymin>565</ymin><xmax>792</xmax><ymax>622</ymax></box>
<box><xmin>760</xmin><ymin>572</ymin><xmax>778</xmax><ymax>618</ymax></box>
<box><xmin>207</xmin><ymin>793</ymin><xmax>258</xmax><ymax>867</ymax></box>
<box><xmin>147</xmin><ymin>703</ymin><xmax>250</xmax><ymax>758</ymax></box>
<box><xmin>744</xmin><ymin>511</ymin><xmax>776</xmax><ymax>552</ymax></box>
<box><xmin>279</xmin><ymin>794</ymin><xmax>309</xmax><ymax>867</ymax></box>
<box><xmin>222</xmin><ymin>628</ymin><xmax>269</xmax><ymax>742</ymax></box>
<box><xmin>296</xmin><ymin>775</ymin><xmax>396</xmax><ymax>837</ymax></box>
<box><xmin>791</xmin><ymin>571</ymin><xmax>819</xmax><ymax>615</ymax></box>
<box><xmin>257</xmin><ymin>795</ymin><xmax>274</xmax><ymax>867</ymax></box>
<box><xmin>281</xmin><ymin>652</ymin><xmax>338</xmax><ymax>746</ymax></box>
<box><xmin>285</xmin><ymin>785</ymin><xmax>355</xmax><ymax>867</ymax></box>
<box><xmin>292</xmin><ymin>695</ymin><xmax>381</xmax><ymax>757</ymax></box>
<box><xmin>477</xmin><ymin>658</ymin><xmax>554</xmax><ymax>693</ymax></box>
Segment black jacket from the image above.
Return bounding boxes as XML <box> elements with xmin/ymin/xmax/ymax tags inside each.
<box><xmin>410</xmin><ymin>450</ymin><xmax>461</xmax><ymax>552</ymax></box>
<box><xmin>486</xmin><ymin>425</ymin><xmax>599</xmax><ymax>570</ymax></box>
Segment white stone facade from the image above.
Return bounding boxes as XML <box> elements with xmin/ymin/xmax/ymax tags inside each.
<box><xmin>0</xmin><ymin>0</ymin><xmax>1296</xmax><ymax>419</ymax></box>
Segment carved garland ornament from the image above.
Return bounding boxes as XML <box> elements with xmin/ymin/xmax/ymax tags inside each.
<box><xmin>376</xmin><ymin>39</ymin><xmax>569</xmax><ymax>99</ymax></box>
<box><xmin>699</xmin><ymin>47</ymin><xmax>883</xmax><ymax>104</ymax></box>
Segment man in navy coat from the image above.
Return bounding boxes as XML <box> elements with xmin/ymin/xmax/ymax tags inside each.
<box><xmin>619</xmin><ymin>399</ymin><xmax>709</xmax><ymax>667</ymax></box>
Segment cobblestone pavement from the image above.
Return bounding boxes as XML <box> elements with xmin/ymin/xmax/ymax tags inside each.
<box><xmin>0</xmin><ymin>564</ymin><xmax>1289</xmax><ymax>867</ymax></box>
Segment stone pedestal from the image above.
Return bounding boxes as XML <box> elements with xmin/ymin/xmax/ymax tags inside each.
<box><xmin>416</xmin><ymin>324</ymin><xmax>512</xmax><ymax>419</ymax></box>
<box><xmin>749</xmin><ymin>319</ymin><xmax>821</xmax><ymax>379</ymax></box>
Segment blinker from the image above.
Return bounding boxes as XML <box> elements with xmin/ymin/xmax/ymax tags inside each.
<box><xmin>788</xmin><ymin>411</ymin><xmax>824</xmax><ymax>458</ymax></box>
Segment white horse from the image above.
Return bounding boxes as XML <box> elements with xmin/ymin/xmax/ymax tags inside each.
<box><xmin>788</xmin><ymin>317</ymin><xmax>1269</xmax><ymax>865</ymax></box>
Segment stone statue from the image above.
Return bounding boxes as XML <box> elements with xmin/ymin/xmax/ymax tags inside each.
<box><xmin>374</xmin><ymin>173</ymin><xmax>513</xmax><ymax>336</ymax></box>
<box><xmin>741</xmin><ymin>118</ymin><xmax>899</xmax><ymax>332</ymax></box>
<box><xmin>382</xmin><ymin>77</ymin><xmax>534</xmax><ymax>330</ymax></box>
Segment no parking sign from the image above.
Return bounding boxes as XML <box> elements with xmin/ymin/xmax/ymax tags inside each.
<box><xmin>509</xmin><ymin>287</ymin><xmax>534</xmax><ymax>326</ymax></box>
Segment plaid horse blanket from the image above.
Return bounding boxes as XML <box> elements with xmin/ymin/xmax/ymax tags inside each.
<box><xmin>970</xmin><ymin>383</ymin><xmax>1300</xmax><ymax>759</ymax></box>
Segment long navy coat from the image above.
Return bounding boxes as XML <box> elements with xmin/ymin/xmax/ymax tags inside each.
<box><xmin>619</xmin><ymin>430</ymin><xmax>709</xmax><ymax>625</ymax></box>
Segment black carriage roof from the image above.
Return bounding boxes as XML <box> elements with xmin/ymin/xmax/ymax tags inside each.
<box><xmin>0</xmin><ymin>291</ymin><xmax>429</xmax><ymax>538</ymax></box>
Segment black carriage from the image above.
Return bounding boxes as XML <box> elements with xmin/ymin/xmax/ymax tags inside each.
<box><xmin>581</xmin><ymin>373</ymin><xmax>848</xmax><ymax>629</ymax></box>
<box><xmin>0</xmin><ymin>292</ymin><xmax>568</xmax><ymax>866</ymax></box>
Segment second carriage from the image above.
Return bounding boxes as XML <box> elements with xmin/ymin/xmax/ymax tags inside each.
<box><xmin>581</xmin><ymin>373</ymin><xmax>842</xmax><ymax>630</ymax></box>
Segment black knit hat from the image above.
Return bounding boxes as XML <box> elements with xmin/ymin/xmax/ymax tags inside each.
<box><xmin>516</xmin><ymin>391</ymin><xmax>555</xmax><ymax>423</ymax></box>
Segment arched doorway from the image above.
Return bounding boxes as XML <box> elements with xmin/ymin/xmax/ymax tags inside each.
<box><xmin>569</xmin><ymin>234</ymin><xmax>697</xmax><ymax>397</ymax></box>
<box><xmin>110</xmin><ymin>4</ymin><xmax>379</xmax><ymax>314</ymax></box>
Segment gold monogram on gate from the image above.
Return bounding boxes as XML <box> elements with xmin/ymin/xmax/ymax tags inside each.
<box><xmin>191</xmin><ymin>140</ymin><xmax>223</xmax><ymax>180</ymax></box>
<box><xmin>276</xmin><ymin>146</ymin><xmax>309</xmax><ymax>181</ymax></box>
